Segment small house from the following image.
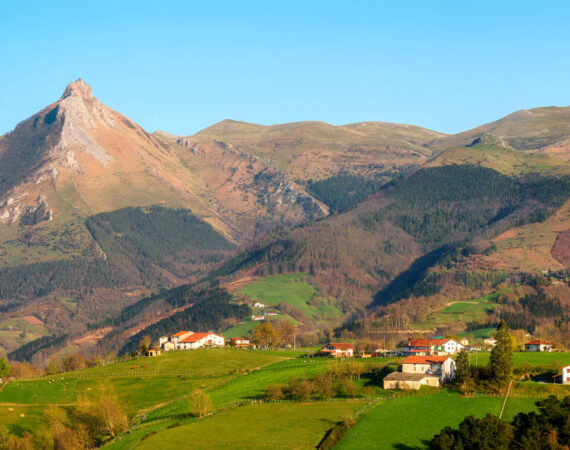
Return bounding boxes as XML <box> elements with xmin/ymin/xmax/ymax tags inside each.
<box><xmin>383</xmin><ymin>355</ymin><xmax>456</xmax><ymax>390</ymax></box>
<box><xmin>319</xmin><ymin>343</ymin><xmax>354</xmax><ymax>358</ymax></box>
<box><xmin>404</xmin><ymin>338</ymin><xmax>464</xmax><ymax>356</ymax></box>
<box><xmin>230</xmin><ymin>337</ymin><xmax>251</xmax><ymax>348</ymax></box>
<box><xmin>146</xmin><ymin>347</ymin><xmax>162</xmax><ymax>357</ymax></box>
<box><xmin>484</xmin><ymin>338</ymin><xmax>497</xmax><ymax>347</ymax></box>
<box><xmin>253</xmin><ymin>302</ymin><xmax>265</xmax><ymax>308</ymax></box>
<box><xmin>562</xmin><ymin>366</ymin><xmax>570</xmax><ymax>385</ymax></box>
<box><xmin>252</xmin><ymin>315</ymin><xmax>265</xmax><ymax>321</ymax></box>
<box><xmin>525</xmin><ymin>340</ymin><xmax>552</xmax><ymax>352</ymax></box>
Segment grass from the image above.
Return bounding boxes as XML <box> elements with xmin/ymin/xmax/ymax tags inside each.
<box><xmin>413</xmin><ymin>291</ymin><xmax>506</xmax><ymax>331</ymax></box>
<box><xmin>239</xmin><ymin>273</ymin><xmax>343</xmax><ymax>321</ymax></box>
<box><xmin>137</xmin><ymin>401</ymin><xmax>363</xmax><ymax>450</ymax></box>
<box><xmin>222</xmin><ymin>320</ymin><xmax>257</xmax><ymax>338</ymax></box>
<box><xmin>468</xmin><ymin>351</ymin><xmax>570</xmax><ymax>368</ymax></box>
<box><xmin>459</xmin><ymin>327</ymin><xmax>496</xmax><ymax>340</ymax></box>
<box><xmin>0</xmin><ymin>405</ymin><xmax>45</xmax><ymax>436</ymax></box>
<box><xmin>0</xmin><ymin>349</ymin><xmax>289</xmax><ymax>416</ymax></box>
<box><xmin>338</xmin><ymin>391</ymin><xmax>537</xmax><ymax>449</ymax></box>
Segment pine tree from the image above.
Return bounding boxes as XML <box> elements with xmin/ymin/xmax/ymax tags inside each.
<box><xmin>489</xmin><ymin>320</ymin><xmax>513</xmax><ymax>387</ymax></box>
<box><xmin>455</xmin><ymin>350</ymin><xmax>470</xmax><ymax>385</ymax></box>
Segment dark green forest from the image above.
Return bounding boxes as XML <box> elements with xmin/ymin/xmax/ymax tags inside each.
<box><xmin>307</xmin><ymin>176</ymin><xmax>382</xmax><ymax>213</ymax></box>
<box><xmin>0</xmin><ymin>206</ymin><xmax>236</xmax><ymax>300</ymax></box>
<box><xmin>118</xmin><ymin>288</ymin><xmax>250</xmax><ymax>354</ymax></box>
<box><xmin>361</xmin><ymin>166</ymin><xmax>570</xmax><ymax>249</ymax></box>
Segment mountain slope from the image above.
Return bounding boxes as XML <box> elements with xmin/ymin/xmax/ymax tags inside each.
<box><xmin>431</xmin><ymin>106</ymin><xmax>570</xmax><ymax>160</ymax></box>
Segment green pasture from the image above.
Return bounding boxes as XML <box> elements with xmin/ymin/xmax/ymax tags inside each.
<box><xmin>0</xmin><ymin>404</ymin><xmax>45</xmax><ymax>436</ymax></box>
<box><xmin>468</xmin><ymin>351</ymin><xmax>570</xmax><ymax>368</ymax></box>
<box><xmin>338</xmin><ymin>391</ymin><xmax>537</xmax><ymax>449</ymax></box>
<box><xmin>459</xmin><ymin>327</ymin><xmax>496</xmax><ymax>340</ymax></box>
<box><xmin>138</xmin><ymin>401</ymin><xmax>363</xmax><ymax>450</ymax></box>
<box><xmin>239</xmin><ymin>273</ymin><xmax>343</xmax><ymax>321</ymax></box>
<box><xmin>222</xmin><ymin>320</ymin><xmax>257</xmax><ymax>338</ymax></box>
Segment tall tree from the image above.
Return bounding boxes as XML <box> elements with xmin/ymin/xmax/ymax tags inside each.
<box><xmin>455</xmin><ymin>349</ymin><xmax>470</xmax><ymax>385</ymax></box>
<box><xmin>0</xmin><ymin>358</ymin><xmax>10</xmax><ymax>378</ymax></box>
<box><xmin>489</xmin><ymin>320</ymin><xmax>513</xmax><ymax>387</ymax></box>
<box><xmin>253</xmin><ymin>322</ymin><xmax>279</xmax><ymax>348</ymax></box>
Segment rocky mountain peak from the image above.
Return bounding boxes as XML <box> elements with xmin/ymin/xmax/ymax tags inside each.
<box><xmin>60</xmin><ymin>78</ymin><xmax>93</xmax><ymax>100</ymax></box>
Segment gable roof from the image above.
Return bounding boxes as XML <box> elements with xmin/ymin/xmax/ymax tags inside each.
<box><xmin>323</xmin><ymin>343</ymin><xmax>354</xmax><ymax>351</ymax></box>
<box><xmin>172</xmin><ymin>330</ymin><xmax>192</xmax><ymax>337</ymax></box>
<box><xmin>180</xmin><ymin>332</ymin><xmax>221</xmax><ymax>343</ymax></box>
<box><xmin>408</xmin><ymin>338</ymin><xmax>457</xmax><ymax>347</ymax></box>
<box><xmin>525</xmin><ymin>339</ymin><xmax>551</xmax><ymax>346</ymax></box>
<box><xmin>402</xmin><ymin>355</ymin><xmax>451</xmax><ymax>364</ymax></box>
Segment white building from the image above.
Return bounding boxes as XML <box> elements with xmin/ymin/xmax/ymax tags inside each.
<box><xmin>525</xmin><ymin>340</ymin><xmax>552</xmax><ymax>352</ymax></box>
<box><xmin>384</xmin><ymin>355</ymin><xmax>456</xmax><ymax>390</ymax></box>
<box><xmin>178</xmin><ymin>332</ymin><xmax>225</xmax><ymax>349</ymax></box>
<box><xmin>159</xmin><ymin>331</ymin><xmax>225</xmax><ymax>351</ymax></box>
<box><xmin>404</xmin><ymin>338</ymin><xmax>464</xmax><ymax>356</ymax></box>
<box><xmin>253</xmin><ymin>302</ymin><xmax>265</xmax><ymax>308</ymax></box>
<box><xmin>562</xmin><ymin>366</ymin><xmax>570</xmax><ymax>385</ymax></box>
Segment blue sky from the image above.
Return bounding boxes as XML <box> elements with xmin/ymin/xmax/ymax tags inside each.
<box><xmin>1</xmin><ymin>1</ymin><xmax>569</xmax><ymax>136</ymax></box>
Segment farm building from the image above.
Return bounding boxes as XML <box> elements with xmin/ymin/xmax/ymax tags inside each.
<box><xmin>146</xmin><ymin>347</ymin><xmax>162</xmax><ymax>357</ymax></box>
<box><xmin>319</xmin><ymin>343</ymin><xmax>354</xmax><ymax>358</ymax></box>
<box><xmin>563</xmin><ymin>366</ymin><xmax>570</xmax><ymax>385</ymax></box>
<box><xmin>253</xmin><ymin>302</ymin><xmax>265</xmax><ymax>308</ymax></box>
<box><xmin>525</xmin><ymin>340</ymin><xmax>552</xmax><ymax>352</ymax></box>
<box><xmin>230</xmin><ymin>337</ymin><xmax>252</xmax><ymax>348</ymax></box>
<box><xmin>384</xmin><ymin>355</ymin><xmax>456</xmax><ymax>390</ymax></box>
<box><xmin>484</xmin><ymin>338</ymin><xmax>497</xmax><ymax>347</ymax></box>
<box><xmin>404</xmin><ymin>338</ymin><xmax>463</xmax><ymax>356</ymax></box>
<box><xmin>252</xmin><ymin>315</ymin><xmax>265</xmax><ymax>321</ymax></box>
<box><xmin>178</xmin><ymin>332</ymin><xmax>225</xmax><ymax>350</ymax></box>
<box><xmin>159</xmin><ymin>331</ymin><xmax>225</xmax><ymax>351</ymax></box>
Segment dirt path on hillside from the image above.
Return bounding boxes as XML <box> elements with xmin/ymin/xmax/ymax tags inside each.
<box><xmin>122</xmin><ymin>304</ymin><xmax>194</xmax><ymax>338</ymax></box>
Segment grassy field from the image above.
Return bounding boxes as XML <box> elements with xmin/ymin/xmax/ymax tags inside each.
<box><xmin>239</xmin><ymin>273</ymin><xmax>343</xmax><ymax>321</ymax></box>
<box><xmin>414</xmin><ymin>292</ymin><xmax>502</xmax><ymax>330</ymax></box>
<box><xmin>222</xmin><ymin>320</ymin><xmax>257</xmax><ymax>338</ymax></box>
<box><xmin>138</xmin><ymin>401</ymin><xmax>363</xmax><ymax>450</ymax></box>
<box><xmin>468</xmin><ymin>351</ymin><xmax>570</xmax><ymax>368</ymax></box>
<box><xmin>338</xmin><ymin>391</ymin><xmax>538</xmax><ymax>449</ymax></box>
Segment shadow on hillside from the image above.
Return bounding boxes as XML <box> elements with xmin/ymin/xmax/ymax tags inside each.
<box><xmin>372</xmin><ymin>245</ymin><xmax>454</xmax><ymax>307</ymax></box>
<box><xmin>393</xmin><ymin>439</ymin><xmax>430</xmax><ymax>449</ymax></box>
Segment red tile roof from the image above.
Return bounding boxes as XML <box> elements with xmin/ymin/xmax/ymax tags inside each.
<box><xmin>172</xmin><ymin>330</ymin><xmax>192</xmax><ymax>337</ymax></box>
<box><xmin>323</xmin><ymin>343</ymin><xmax>354</xmax><ymax>351</ymax></box>
<box><xmin>180</xmin><ymin>332</ymin><xmax>221</xmax><ymax>343</ymax></box>
<box><xmin>409</xmin><ymin>338</ymin><xmax>451</xmax><ymax>347</ymax></box>
<box><xmin>402</xmin><ymin>355</ymin><xmax>450</xmax><ymax>364</ymax></box>
<box><xmin>525</xmin><ymin>340</ymin><xmax>551</xmax><ymax>346</ymax></box>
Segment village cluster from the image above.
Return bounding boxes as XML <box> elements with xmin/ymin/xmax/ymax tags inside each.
<box><xmin>149</xmin><ymin>331</ymin><xmax>568</xmax><ymax>390</ymax></box>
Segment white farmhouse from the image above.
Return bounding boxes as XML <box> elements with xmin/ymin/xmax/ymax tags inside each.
<box><xmin>253</xmin><ymin>302</ymin><xmax>265</xmax><ymax>308</ymax></box>
<box><xmin>178</xmin><ymin>332</ymin><xmax>225</xmax><ymax>349</ymax></box>
<box><xmin>384</xmin><ymin>355</ymin><xmax>456</xmax><ymax>390</ymax></box>
<box><xmin>524</xmin><ymin>339</ymin><xmax>552</xmax><ymax>352</ymax></box>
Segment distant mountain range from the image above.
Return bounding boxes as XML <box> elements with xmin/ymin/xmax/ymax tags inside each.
<box><xmin>1</xmin><ymin>79</ymin><xmax>569</xmax><ymax>360</ymax></box>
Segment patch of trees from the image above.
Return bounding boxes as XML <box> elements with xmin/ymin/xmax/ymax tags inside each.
<box><xmin>307</xmin><ymin>176</ymin><xmax>382</xmax><ymax>213</ymax></box>
<box><xmin>361</xmin><ymin>166</ymin><xmax>570</xmax><ymax>249</ymax></box>
<box><xmin>0</xmin><ymin>258</ymin><xmax>139</xmax><ymax>299</ymax></box>
<box><xmin>207</xmin><ymin>239</ymin><xmax>303</xmax><ymax>280</ymax></box>
<box><xmin>85</xmin><ymin>206</ymin><xmax>235</xmax><ymax>279</ymax></box>
<box><xmin>430</xmin><ymin>395</ymin><xmax>570</xmax><ymax>449</ymax></box>
<box><xmin>519</xmin><ymin>292</ymin><xmax>563</xmax><ymax>318</ymax></box>
<box><xmin>120</xmin><ymin>288</ymin><xmax>250</xmax><ymax>355</ymax></box>
<box><xmin>8</xmin><ymin>334</ymin><xmax>68</xmax><ymax>362</ymax></box>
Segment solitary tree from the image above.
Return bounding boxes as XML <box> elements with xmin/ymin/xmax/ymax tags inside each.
<box><xmin>187</xmin><ymin>390</ymin><xmax>212</xmax><ymax>418</ymax></box>
<box><xmin>253</xmin><ymin>322</ymin><xmax>279</xmax><ymax>348</ymax></box>
<box><xmin>455</xmin><ymin>350</ymin><xmax>470</xmax><ymax>386</ymax></box>
<box><xmin>0</xmin><ymin>358</ymin><xmax>10</xmax><ymax>379</ymax></box>
<box><xmin>138</xmin><ymin>336</ymin><xmax>151</xmax><ymax>354</ymax></box>
<box><xmin>489</xmin><ymin>320</ymin><xmax>513</xmax><ymax>387</ymax></box>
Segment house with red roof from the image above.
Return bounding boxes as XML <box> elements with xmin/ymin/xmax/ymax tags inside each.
<box><xmin>404</xmin><ymin>337</ymin><xmax>463</xmax><ymax>356</ymax></box>
<box><xmin>178</xmin><ymin>332</ymin><xmax>225</xmax><ymax>350</ymax></box>
<box><xmin>319</xmin><ymin>343</ymin><xmax>354</xmax><ymax>358</ymax></box>
<box><xmin>525</xmin><ymin>339</ymin><xmax>552</xmax><ymax>352</ymax></box>
<box><xmin>159</xmin><ymin>331</ymin><xmax>225</xmax><ymax>351</ymax></box>
<box><xmin>383</xmin><ymin>355</ymin><xmax>456</xmax><ymax>390</ymax></box>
